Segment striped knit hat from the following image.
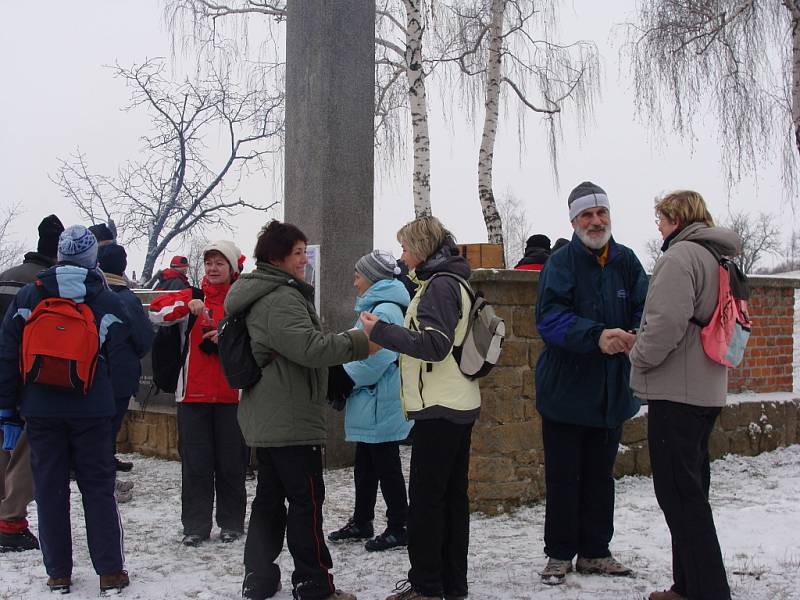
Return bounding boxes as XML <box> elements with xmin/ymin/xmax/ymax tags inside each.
<box><xmin>568</xmin><ymin>181</ymin><xmax>610</xmax><ymax>221</ymax></box>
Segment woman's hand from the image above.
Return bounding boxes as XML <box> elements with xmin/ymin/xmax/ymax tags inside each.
<box><xmin>202</xmin><ymin>329</ymin><xmax>219</xmax><ymax>344</ymax></box>
<box><xmin>359</xmin><ymin>311</ymin><xmax>379</xmax><ymax>337</ymax></box>
<box><xmin>188</xmin><ymin>299</ymin><xmax>206</xmax><ymax>315</ymax></box>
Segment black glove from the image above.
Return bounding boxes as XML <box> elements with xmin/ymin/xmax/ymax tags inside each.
<box><xmin>327</xmin><ymin>364</ymin><xmax>355</xmax><ymax>411</ymax></box>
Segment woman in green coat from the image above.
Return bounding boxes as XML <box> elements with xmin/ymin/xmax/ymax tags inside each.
<box><xmin>225</xmin><ymin>220</ymin><xmax>369</xmax><ymax>600</ymax></box>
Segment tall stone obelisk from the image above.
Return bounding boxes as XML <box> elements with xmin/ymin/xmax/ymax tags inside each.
<box><xmin>284</xmin><ymin>1</ymin><xmax>376</xmax><ymax>467</ymax></box>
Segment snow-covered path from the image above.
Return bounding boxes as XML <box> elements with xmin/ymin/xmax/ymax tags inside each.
<box><xmin>2</xmin><ymin>445</ymin><xmax>800</xmax><ymax>600</ymax></box>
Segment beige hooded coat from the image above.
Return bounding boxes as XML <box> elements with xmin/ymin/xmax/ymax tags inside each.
<box><xmin>629</xmin><ymin>223</ymin><xmax>741</xmax><ymax>407</ymax></box>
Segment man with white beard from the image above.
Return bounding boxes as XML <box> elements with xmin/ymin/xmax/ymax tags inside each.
<box><xmin>533</xmin><ymin>181</ymin><xmax>649</xmax><ymax>585</ymax></box>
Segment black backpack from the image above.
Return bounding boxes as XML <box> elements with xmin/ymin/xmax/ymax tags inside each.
<box><xmin>218</xmin><ymin>310</ymin><xmax>263</xmax><ymax>390</ymax></box>
<box><xmin>151</xmin><ymin>287</ymin><xmax>203</xmax><ymax>393</ymax></box>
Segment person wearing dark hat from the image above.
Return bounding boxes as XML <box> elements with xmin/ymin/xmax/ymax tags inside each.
<box><xmin>552</xmin><ymin>238</ymin><xmax>570</xmax><ymax>254</ymax></box>
<box><xmin>88</xmin><ymin>222</ymin><xmax>116</xmax><ymax>247</ymax></box>
<box><xmin>534</xmin><ymin>182</ymin><xmax>648</xmax><ymax>584</ymax></box>
<box><xmin>97</xmin><ymin>244</ymin><xmax>154</xmax><ymax>485</ymax></box>
<box><xmin>0</xmin><ymin>224</ymin><xmax>131</xmax><ymax>593</ymax></box>
<box><xmin>0</xmin><ymin>214</ymin><xmax>64</xmax><ymax>552</ymax></box>
<box><xmin>515</xmin><ymin>234</ymin><xmax>551</xmax><ymax>271</ymax></box>
<box><xmin>149</xmin><ymin>255</ymin><xmax>191</xmax><ymax>291</ymax></box>
<box><xmin>327</xmin><ymin>250</ymin><xmax>412</xmax><ymax>553</ymax></box>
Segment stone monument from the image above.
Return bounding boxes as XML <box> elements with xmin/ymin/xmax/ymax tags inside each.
<box><xmin>284</xmin><ymin>1</ymin><xmax>376</xmax><ymax>466</ymax></box>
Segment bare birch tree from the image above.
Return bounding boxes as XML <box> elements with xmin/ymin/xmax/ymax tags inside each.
<box><xmin>626</xmin><ymin>1</ymin><xmax>800</xmax><ymax>192</ymax></box>
<box><xmin>52</xmin><ymin>59</ymin><xmax>283</xmax><ymax>280</ymax></box>
<box><xmin>433</xmin><ymin>0</ymin><xmax>599</xmax><ymax>244</ymax></box>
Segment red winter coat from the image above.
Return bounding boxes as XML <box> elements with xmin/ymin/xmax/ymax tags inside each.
<box><xmin>149</xmin><ymin>278</ymin><xmax>238</xmax><ymax>404</ymax></box>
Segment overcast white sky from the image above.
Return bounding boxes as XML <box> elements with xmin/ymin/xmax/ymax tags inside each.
<box><xmin>0</xmin><ymin>1</ymin><xmax>791</xmax><ymax>277</ymax></box>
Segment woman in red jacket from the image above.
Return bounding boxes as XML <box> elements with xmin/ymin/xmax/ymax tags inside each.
<box><xmin>149</xmin><ymin>240</ymin><xmax>247</xmax><ymax>547</ymax></box>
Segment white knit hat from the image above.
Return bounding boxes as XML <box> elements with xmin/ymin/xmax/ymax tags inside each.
<box><xmin>203</xmin><ymin>240</ymin><xmax>242</xmax><ymax>275</ymax></box>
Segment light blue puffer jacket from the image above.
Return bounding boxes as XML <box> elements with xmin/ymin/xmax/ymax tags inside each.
<box><xmin>344</xmin><ymin>278</ymin><xmax>413</xmax><ymax>443</ymax></box>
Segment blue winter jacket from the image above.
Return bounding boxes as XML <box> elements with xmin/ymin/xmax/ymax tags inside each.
<box><xmin>108</xmin><ymin>281</ymin><xmax>154</xmax><ymax>398</ymax></box>
<box><xmin>535</xmin><ymin>234</ymin><xmax>648</xmax><ymax>428</ymax></box>
<box><xmin>0</xmin><ymin>264</ymin><xmax>130</xmax><ymax>418</ymax></box>
<box><xmin>344</xmin><ymin>278</ymin><xmax>413</xmax><ymax>444</ymax></box>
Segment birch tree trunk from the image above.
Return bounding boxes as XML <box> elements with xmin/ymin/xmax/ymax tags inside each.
<box><xmin>403</xmin><ymin>0</ymin><xmax>432</xmax><ymax>217</ymax></box>
<box><xmin>477</xmin><ymin>0</ymin><xmax>506</xmax><ymax>245</ymax></box>
<box><xmin>787</xmin><ymin>1</ymin><xmax>800</xmax><ymax>160</ymax></box>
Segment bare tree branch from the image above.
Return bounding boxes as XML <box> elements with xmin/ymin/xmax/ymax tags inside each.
<box><xmin>51</xmin><ymin>58</ymin><xmax>283</xmax><ymax>280</ymax></box>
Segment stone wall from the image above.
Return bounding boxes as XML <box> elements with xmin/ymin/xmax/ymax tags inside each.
<box><xmin>124</xmin><ymin>270</ymin><xmax>800</xmax><ymax>516</ymax></box>
<box><xmin>465</xmin><ymin>270</ymin><xmax>800</xmax><ymax>514</ymax></box>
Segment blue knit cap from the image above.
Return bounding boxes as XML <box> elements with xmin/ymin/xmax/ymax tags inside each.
<box><xmin>58</xmin><ymin>225</ymin><xmax>98</xmax><ymax>268</ymax></box>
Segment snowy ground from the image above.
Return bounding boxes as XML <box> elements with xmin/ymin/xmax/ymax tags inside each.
<box><xmin>2</xmin><ymin>445</ymin><xmax>800</xmax><ymax>600</ymax></box>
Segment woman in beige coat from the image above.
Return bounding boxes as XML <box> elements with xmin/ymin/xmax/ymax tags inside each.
<box><xmin>629</xmin><ymin>191</ymin><xmax>740</xmax><ymax>600</ymax></box>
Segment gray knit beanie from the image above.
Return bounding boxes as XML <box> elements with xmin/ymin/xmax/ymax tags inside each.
<box><xmin>568</xmin><ymin>181</ymin><xmax>610</xmax><ymax>220</ymax></box>
<box><xmin>57</xmin><ymin>225</ymin><xmax>98</xmax><ymax>268</ymax></box>
<box><xmin>355</xmin><ymin>249</ymin><xmax>400</xmax><ymax>283</ymax></box>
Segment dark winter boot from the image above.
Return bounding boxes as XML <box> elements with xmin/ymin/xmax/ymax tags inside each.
<box><xmin>0</xmin><ymin>528</ymin><xmax>40</xmax><ymax>552</ymax></box>
<box><xmin>47</xmin><ymin>576</ymin><xmax>71</xmax><ymax>594</ymax></box>
<box><xmin>365</xmin><ymin>528</ymin><xmax>407</xmax><ymax>552</ymax></box>
<box><xmin>327</xmin><ymin>519</ymin><xmax>373</xmax><ymax>542</ymax></box>
<box><xmin>99</xmin><ymin>570</ymin><xmax>129</xmax><ymax>594</ymax></box>
<box><xmin>242</xmin><ymin>571</ymin><xmax>282</xmax><ymax>600</ymax></box>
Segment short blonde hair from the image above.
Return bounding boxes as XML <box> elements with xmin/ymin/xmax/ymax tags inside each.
<box><xmin>397</xmin><ymin>216</ymin><xmax>454</xmax><ymax>262</ymax></box>
<box><xmin>655</xmin><ymin>190</ymin><xmax>714</xmax><ymax>228</ymax></box>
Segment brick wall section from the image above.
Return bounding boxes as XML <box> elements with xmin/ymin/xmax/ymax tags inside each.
<box><xmin>466</xmin><ymin>270</ymin><xmax>800</xmax><ymax>514</ymax></box>
<box><xmin>728</xmin><ymin>279</ymin><xmax>796</xmax><ymax>393</ymax></box>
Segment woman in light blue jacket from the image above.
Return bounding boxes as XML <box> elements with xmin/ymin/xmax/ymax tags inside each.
<box><xmin>328</xmin><ymin>250</ymin><xmax>412</xmax><ymax>552</ymax></box>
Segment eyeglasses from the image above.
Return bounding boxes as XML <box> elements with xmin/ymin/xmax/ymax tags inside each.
<box><xmin>655</xmin><ymin>213</ymin><xmax>667</xmax><ymax>225</ymax></box>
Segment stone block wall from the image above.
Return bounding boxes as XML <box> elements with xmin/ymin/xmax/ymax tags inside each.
<box><xmin>124</xmin><ymin>270</ymin><xmax>800</xmax><ymax>517</ymax></box>
<box><xmin>117</xmin><ymin>410</ymin><xmax>179</xmax><ymax>460</ymax></box>
<box><xmin>466</xmin><ymin>270</ymin><xmax>800</xmax><ymax>514</ymax></box>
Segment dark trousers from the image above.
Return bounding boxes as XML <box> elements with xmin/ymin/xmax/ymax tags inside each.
<box><xmin>110</xmin><ymin>396</ymin><xmax>130</xmax><ymax>457</ymax></box>
<box><xmin>407</xmin><ymin>419</ymin><xmax>473</xmax><ymax>598</ymax></box>
<box><xmin>648</xmin><ymin>400</ymin><xmax>731</xmax><ymax>600</ymax></box>
<box><xmin>244</xmin><ymin>445</ymin><xmax>335</xmax><ymax>600</ymax></box>
<box><xmin>26</xmin><ymin>416</ymin><xmax>123</xmax><ymax>578</ymax></box>
<box><xmin>353</xmin><ymin>441</ymin><xmax>408</xmax><ymax>532</ymax></box>
<box><xmin>541</xmin><ymin>417</ymin><xmax>621</xmax><ymax>560</ymax></box>
<box><xmin>177</xmin><ymin>403</ymin><xmax>247</xmax><ymax>537</ymax></box>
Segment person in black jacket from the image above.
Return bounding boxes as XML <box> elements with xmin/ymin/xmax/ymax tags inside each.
<box><xmin>514</xmin><ymin>234</ymin><xmax>551</xmax><ymax>271</ymax></box>
<box><xmin>98</xmin><ymin>244</ymin><xmax>154</xmax><ymax>481</ymax></box>
<box><xmin>0</xmin><ymin>214</ymin><xmax>63</xmax><ymax>553</ymax></box>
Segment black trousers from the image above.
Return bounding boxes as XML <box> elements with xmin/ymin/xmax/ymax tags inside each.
<box><xmin>407</xmin><ymin>419</ymin><xmax>473</xmax><ymax>598</ymax></box>
<box><xmin>353</xmin><ymin>441</ymin><xmax>408</xmax><ymax>532</ymax></box>
<box><xmin>648</xmin><ymin>400</ymin><xmax>731</xmax><ymax>600</ymax></box>
<box><xmin>27</xmin><ymin>417</ymin><xmax>123</xmax><ymax>578</ymax></box>
<box><xmin>110</xmin><ymin>396</ymin><xmax>130</xmax><ymax>457</ymax></box>
<box><xmin>541</xmin><ymin>416</ymin><xmax>621</xmax><ymax>561</ymax></box>
<box><xmin>176</xmin><ymin>403</ymin><xmax>247</xmax><ymax>537</ymax></box>
<box><xmin>244</xmin><ymin>445</ymin><xmax>335</xmax><ymax>600</ymax></box>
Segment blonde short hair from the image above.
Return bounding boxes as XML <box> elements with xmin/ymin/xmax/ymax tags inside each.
<box><xmin>396</xmin><ymin>216</ymin><xmax>454</xmax><ymax>262</ymax></box>
<box><xmin>655</xmin><ymin>190</ymin><xmax>715</xmax><ymax>228</ymax></box>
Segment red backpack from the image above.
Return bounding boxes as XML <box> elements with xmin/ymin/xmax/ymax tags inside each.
<box><xmin>689</xmin><ymin>241</ymin><xmax>752</xmax><ymax>367</ymax></box>
<box><xmin>20</xmin><ymin>287</ymin><xmax>100</xmax><ymax>394</ymax></box>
